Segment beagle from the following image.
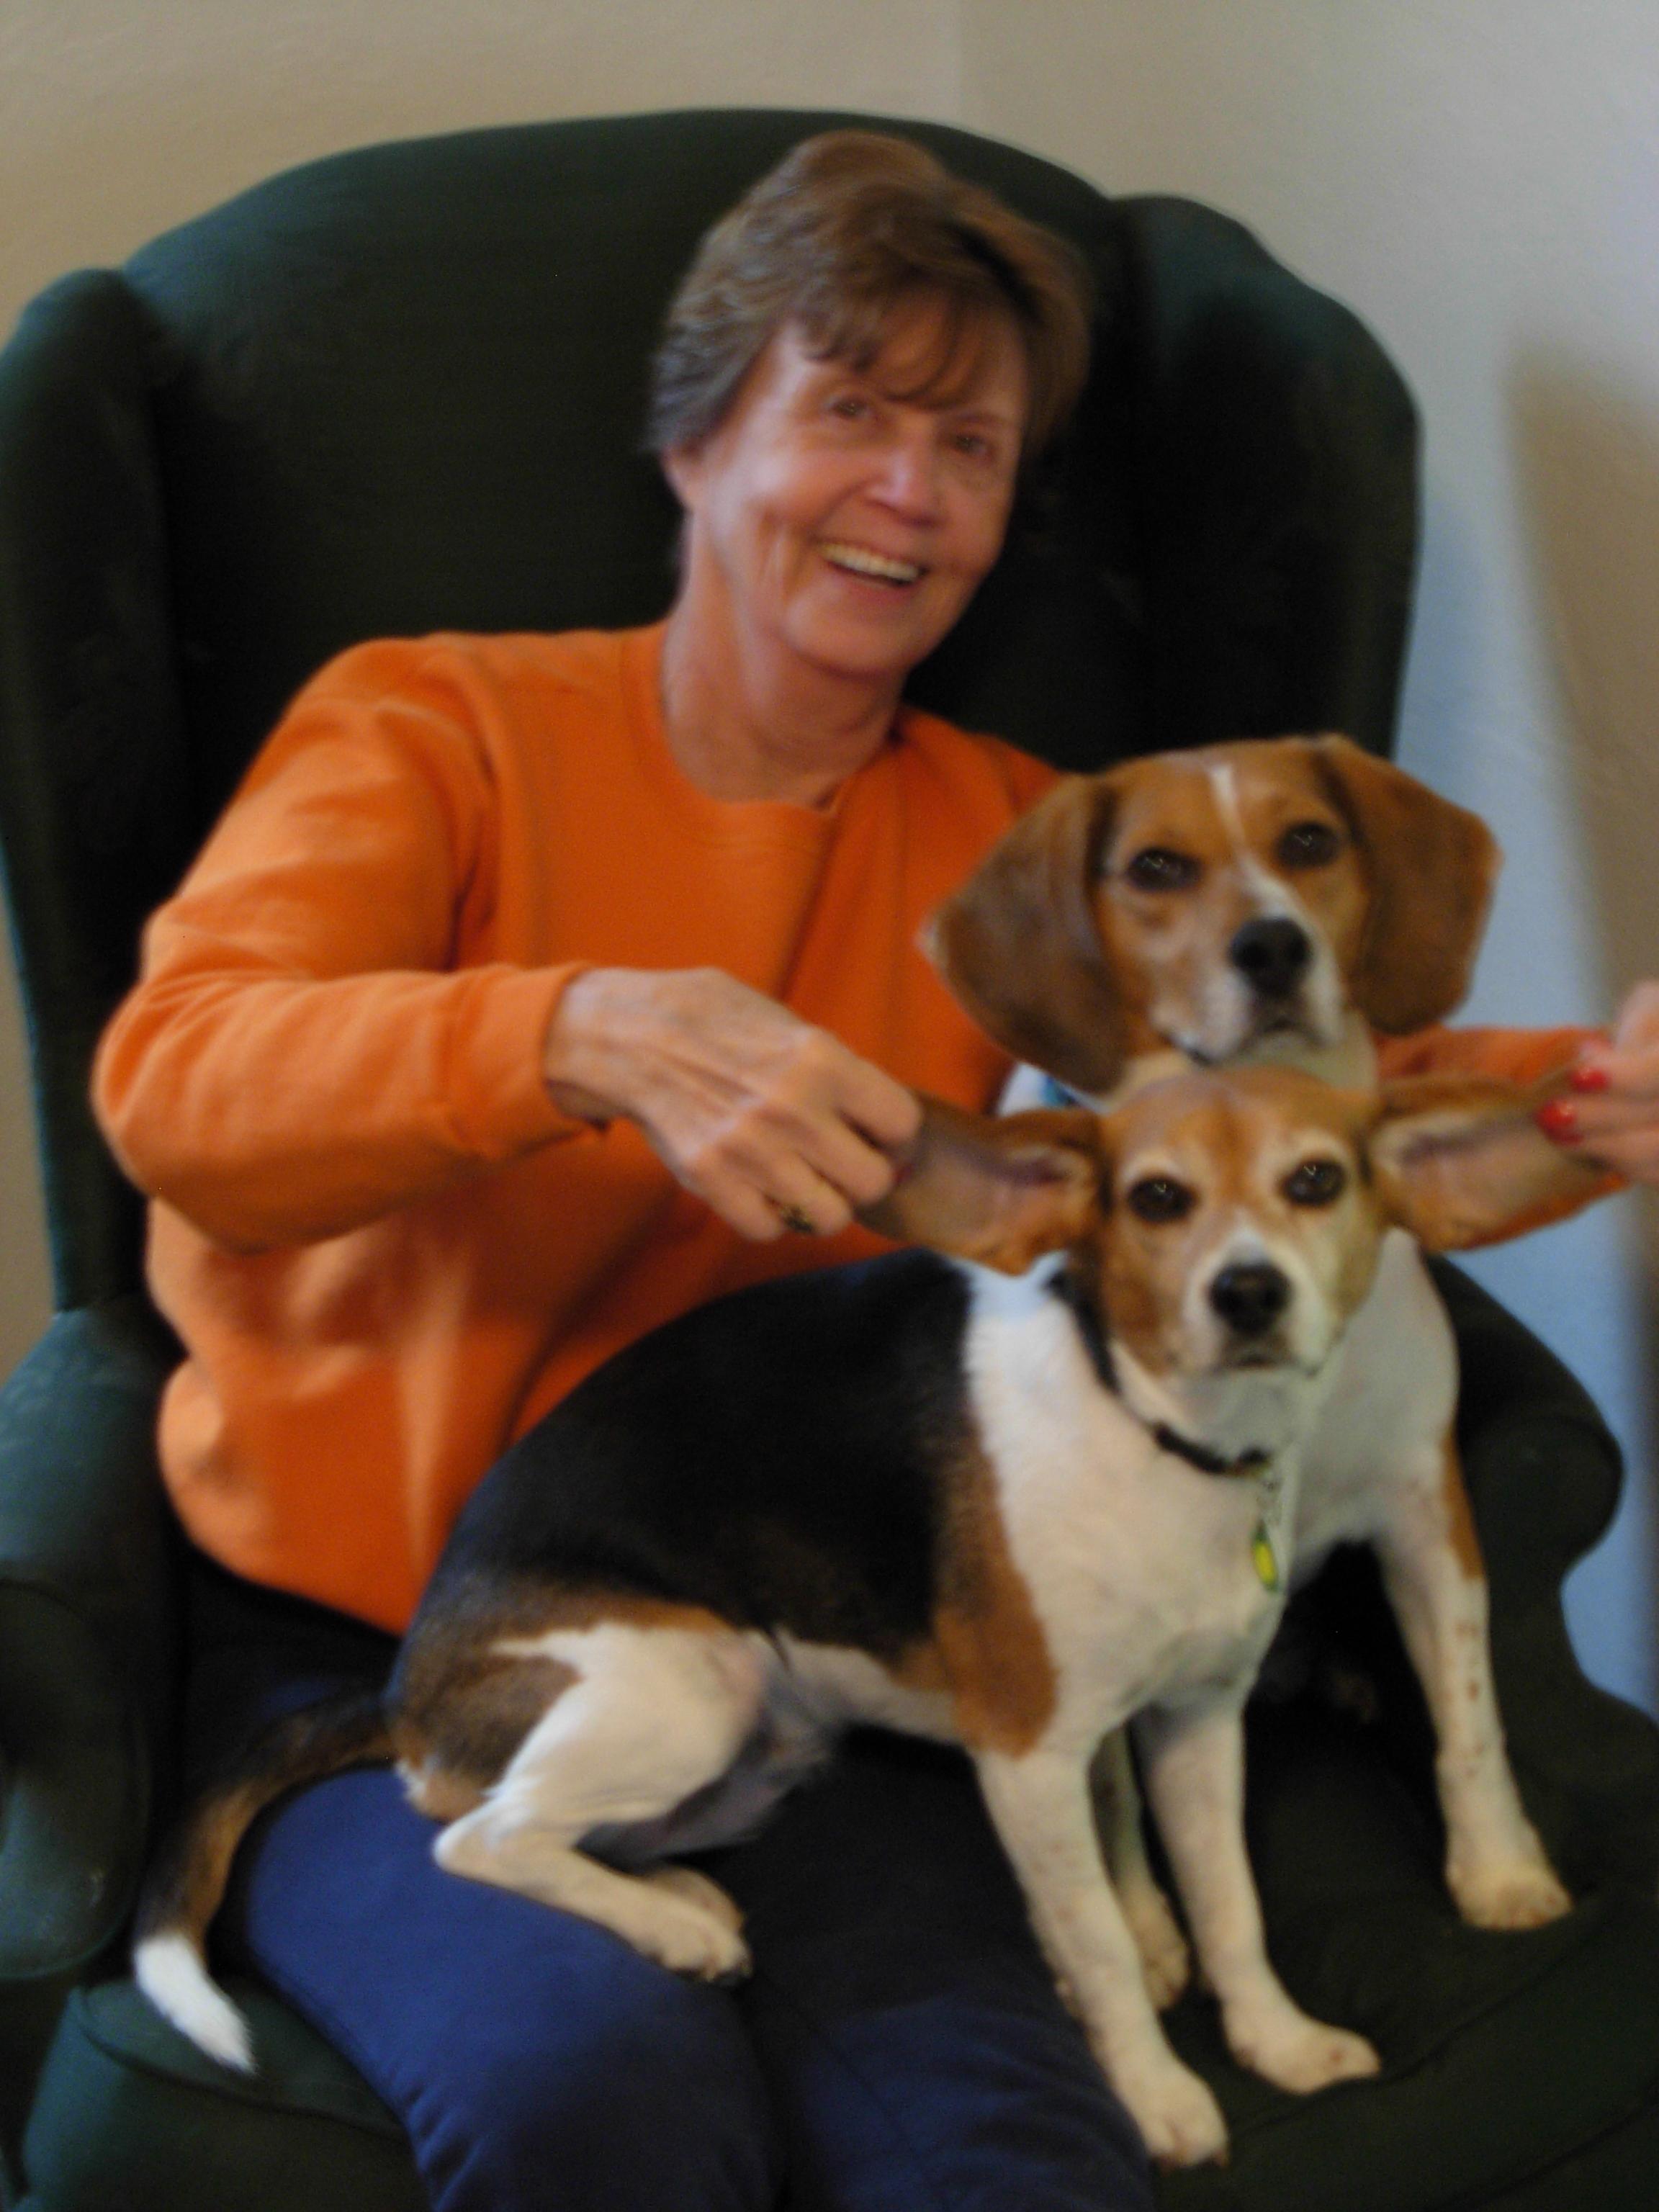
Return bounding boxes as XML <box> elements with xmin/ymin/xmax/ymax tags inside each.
<box><xmin>135</xmin><ymin>1063</ymin><xmax>1596</xmax><ymax>2169</ymax></box>
<box><xmin>932</xmin><ymin>734</ymin><xmax>1585</xmax><ymax>1943</ymax></box>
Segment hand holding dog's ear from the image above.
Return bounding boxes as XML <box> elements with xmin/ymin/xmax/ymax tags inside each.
<box><xmin>859</xmin><ymin>1096</ymin><xmax>1100</xmax><ymax>1272</ymax></box>
<box><xmin>1372</xmin><ymin>1074</ymin><xmax>1610</xmax><ymax>1250</ymax></box>
<box><xmin>544</xmin><ymin>967</ymin><xmax>921</xmax><ymax>1242</ymax></box>
<box><xmin>1544</xmin><ymin>980</ymin><xmax>1659</xmax><ymax>1186</ymax></box>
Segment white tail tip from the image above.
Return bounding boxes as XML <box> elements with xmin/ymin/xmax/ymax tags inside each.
<box><xmin>135</xmin><ymin>1931</ymin><xmax>256</xmax><ymax>2073</ymax></box>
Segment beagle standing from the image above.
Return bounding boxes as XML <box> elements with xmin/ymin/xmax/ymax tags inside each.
<box><xmin>933</xmin><ymin>734</ymin><xmax>1588</xmax><ymax>1940</ymax></box>
<box><xmin>135</xmin><ymin>1064</ymin><xmax>1596</xmax><ymax>2168</ymax></box>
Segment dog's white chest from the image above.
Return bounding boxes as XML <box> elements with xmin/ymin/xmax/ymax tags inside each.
<box><xmin>961</xmin><ymin>1267</ymin><xmax>1286</xmax><ymax>1735</ymax></box>
<box><xmin>1296</xmin><ymin>1228</ymin><xmax>1457</xmax><ymax>1562</ymax></box>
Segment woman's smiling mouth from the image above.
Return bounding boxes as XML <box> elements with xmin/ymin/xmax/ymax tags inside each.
<box><xmin>818</xmin><ymin>540</ymin><xmax>925</xmax><ymax>586</ymax></box>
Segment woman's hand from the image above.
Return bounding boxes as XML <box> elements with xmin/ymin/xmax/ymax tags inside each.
<box><xmin>542</xmin><ymin>966</ymin><xmax>922</xmax><ymax>1240</ymax></box>
<box><xmin>1539</xmin><ymin>981</ymin><xmax>1659</xmax><ymax>1184</ymax></box>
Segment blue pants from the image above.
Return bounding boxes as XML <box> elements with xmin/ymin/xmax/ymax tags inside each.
<box><xmin>204</xmin><ymin>1581</ymin><xmax>1153</xmax><ymax>2212</ymax></box>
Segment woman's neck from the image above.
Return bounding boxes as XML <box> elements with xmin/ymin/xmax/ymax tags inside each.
<box><xmin>659</xmin><ymin>598</ymin><xmax>902</xmax><ymax>809</ymax></box>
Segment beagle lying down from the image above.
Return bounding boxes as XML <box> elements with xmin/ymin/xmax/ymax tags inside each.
<box><xmin>135</xmin><ymin>1063</ymin><xmax>1597</xmax><ymax>2168</ymax></box>
<box><xmin>934</xmin><ymin>734</ymin><xmax>1595</xmax><ymax>1944</ymax></box>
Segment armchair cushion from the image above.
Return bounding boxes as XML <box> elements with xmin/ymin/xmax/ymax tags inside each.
<box><xmin>21</xmin><ymin>1978</ymin><xmax>421</xmax><ymax>2212</ymax></box>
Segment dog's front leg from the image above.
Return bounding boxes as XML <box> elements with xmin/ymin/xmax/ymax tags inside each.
<box><xmin>1133</xmin><ymin>1699</ymin><xmax>1380</xmax><ymax>2095</ymax></box>
<box><xmin>1089</xmin><ymin>1730</ymin><xmax>1191</xmax><ymax>2008</ymax></box>
<box><xmin>974</xmin><ymin>1744</ymin><xmax>1227</xmax><ymax>2167</ymax></box>
<box><xmin>1372</xmin><ymin>1442</ymin><xmax>1571</xmax><ymax>1928</ymax></box>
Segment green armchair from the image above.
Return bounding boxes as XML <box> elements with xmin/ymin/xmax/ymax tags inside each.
<box><xmin>1</xmin><ymin>107</ymin><xmax>1656</xmax><ymax>2212</ymax></box>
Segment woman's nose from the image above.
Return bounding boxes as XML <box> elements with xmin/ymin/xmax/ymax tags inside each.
<box><xmin>873</xmin><ymin>426</ymin><xmax>945</xmax><ymax>519</ymax></box>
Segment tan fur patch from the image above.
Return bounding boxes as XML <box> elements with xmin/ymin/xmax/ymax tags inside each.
<box><xmin>174</xmin><ymin>1782</ymin><xmax>268</xmax><ymax>1933</ymax></box>
<box><xmin>392</xmin><ymin>1584</ymin><xmax>732</xmax><ymax>1808</ymax></box>
<box><xmin>1440</xmin><ymin>1442</ymin><xmax>1486</xmax><ymax>1583</ymax></box>
<box><xmin>930</xmin><ymin>1429</ymin><xmax>1057</xmax><ymax>1754</ymax></box>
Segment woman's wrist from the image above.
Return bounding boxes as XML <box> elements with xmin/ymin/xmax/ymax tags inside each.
<box><xmin>541</xmin><ymin>968</ymin><xmax>631</xmax><ymax>1126</ymax></box>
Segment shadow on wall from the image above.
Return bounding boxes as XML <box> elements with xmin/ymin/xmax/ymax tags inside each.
<box><xmin>1511</xmin><ymin>352</ymin><xmax>1659</xmax><ymax>1665</ymax></box>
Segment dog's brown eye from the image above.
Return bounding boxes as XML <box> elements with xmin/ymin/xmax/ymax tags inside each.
<box><xmin>1277</xmin><ymin>820</ymin><xmax>1342</xmax><ymax>869</ymax></box>
<box><xmin>1125</xmin><ymin>846</ymin><xmax>1201</xmax><ymax>891</ymax></box>
<box><xmin>1283</xmin><ymin>1159</ymin><xmax>1346</xmax><ymax>1207</ymax></box>
<box><xmin>1127</xmin><ymin>1176</ymin><xmax>1196</xmax><ymax>1223</ymax></box>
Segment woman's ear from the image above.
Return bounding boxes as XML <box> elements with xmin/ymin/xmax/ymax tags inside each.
<box><xmin>859</xmin><ymin>1095</ymin><xmax>1101</xmax><ymax>1274</ymax></box>
<box><xmin>661</xmin><ymin>444</ymin><xmax>702</xmax><ymax>510</ymax></box>
<box><xmin>1371</xmin><ymin>1074</ymin><xmax>1610</xmax><ymax>1250</ymax></box>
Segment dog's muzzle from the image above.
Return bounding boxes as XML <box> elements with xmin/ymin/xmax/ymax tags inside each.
<box><xmin>1228</xmin><ymin>917</ymin><xmax>1312</xmax><ymax>1004</ymax></box>
<box><xmin>1208</xmin><ymin>1261</ymin><xmax>1292</xmax><ymax>1339</ymax></box>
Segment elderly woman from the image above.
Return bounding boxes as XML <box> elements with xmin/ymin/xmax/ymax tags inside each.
<box><xmin>94</xmin><ymin>134</ymin><xmax>1155</xmax><ymax>2212</ymax></box>
<box><xmin>91</xmin><ymin>125</ymin><xmax>1659</xmax><ymax>2212</ymax></box>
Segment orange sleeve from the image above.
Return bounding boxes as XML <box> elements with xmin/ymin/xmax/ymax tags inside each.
<box><xmin>1375</xmin><ymin>1020</ymin><xmax>1605</xmax><ymax>1085</ymax></box>
<box><xmin>92</xmin><ymin>645</ymin><xmax>584</xmax><ymax>1251</ymax></box>
<box><xmin>1376</xmin><ymin>1020</ymin><xmax>1626</xmax><ymax>1241</ymax></box>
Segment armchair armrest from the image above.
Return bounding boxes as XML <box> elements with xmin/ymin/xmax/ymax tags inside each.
<box><xmin>0</xmin><ymin>1296</ymin><xmax>181</xmax><ymax>1982</ymax></box>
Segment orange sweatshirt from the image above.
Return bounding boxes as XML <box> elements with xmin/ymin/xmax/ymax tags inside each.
<box><xmin>94</xmin><ymin>625</ymin><xmax>1611</xmax><ymax>1629</ymax></box>
<box><xmin>94</xmin><ymin>624</ymin><xmax>1056</xmax><ymax>1631</ymax></box>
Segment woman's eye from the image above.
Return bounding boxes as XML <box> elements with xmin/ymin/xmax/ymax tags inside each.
<box><xmin>1277</xmin><ymin>819</ymin><xmax>1342</xmax><ymax>869</ymax></box>
<box><xmin>828</xmin><ymin>392</ymin><xmax>873</xmax><ymax>422</ymax></box>
<box><xmin>1283</xmin><ymin>1159</ymin><xmax>1346</xmax><ymax>1207</ymax></box>
<box><xmin>1124</xmin><ymin>847</ymin><xmax>1202</xmax><ymax>893</ymax></box>
<box><xmin>1126</xmin><ymin>1176</ymin><xmax>1196</xmax><ymax>1224</ymax></box>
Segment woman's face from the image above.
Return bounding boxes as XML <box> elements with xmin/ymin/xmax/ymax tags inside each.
<box><xmin>665</xmin><ymin>299</ymin><xmax>1029</xmax><ymax>695</ymax></box>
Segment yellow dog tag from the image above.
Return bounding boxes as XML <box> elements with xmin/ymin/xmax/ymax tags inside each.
<box><xmin>1251</xmin><ymin>1521</ymin><xmax>1282</xmax><ymax>1593</ymax></box>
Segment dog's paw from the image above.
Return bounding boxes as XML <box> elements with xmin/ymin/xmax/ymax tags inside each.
<box><xmin>1449</xmin><ymin>1853</ymin><xmax>1572</xmax><ymax>1930</ymax></box>
<box><xmin>1111</xmin><ymin>2052</ymin><xmax>1229</xmax><ymax>2168</ymax></box>
<box><xmin>1121</xmin><ymin>1882</ymin><xmax>1192</xmax><ymax>2010</ymax></box>
<box><xmin>643</xmin><ymin>1863</ymin><xmax>746</xmax><ymax>1935</ymax></box>
<box><xmin>1227</xmin><ymin>2000</ymin><xmax>1380</xmax><ymax>2096</ymax></box>
<box><xmin>632</xmin><ymin>1868</ymin><xmax>751</xmax><ymax>1981</ymax></box>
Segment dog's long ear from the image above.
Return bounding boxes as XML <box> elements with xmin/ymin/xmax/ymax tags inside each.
<box><xmin>860</xmin><ymin>1097</ymin><xmax>1101</xmax><ymax>1274</ymax></box>
<box><xmin>1311</xmin><ymin>737</ymin><xmax>1501</xmax><ymax>1033</ymax></box>
<box><xmin>928</xmin><ymin>774</ymin><xmax>1135</xmax><ymax>1097</ymax></box>
<box><xmin>1372</xmin><ymin>1074</ymin><xmax>1610</xmax><ymax>1250</ymax></box>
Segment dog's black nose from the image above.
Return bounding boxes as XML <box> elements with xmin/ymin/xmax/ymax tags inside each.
<box><xmin>1230</xmin><ymin>917</ymin><xmax>1311</xmax><ymax>1000</ymax></box>
<box><xmin>1210</xmin><ymin>1262</ymin><xmax>1292</xmax><ymax>1337</ymax></box>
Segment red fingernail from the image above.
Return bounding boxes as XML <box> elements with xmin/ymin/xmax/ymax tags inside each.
<box><xmin>1536</xmin><ymin>1098</ymin><xmax>1580</xmax><ymax>1141</ymax></box>
<box><xmin>1570</xmin><ymin>1063</ymin><xmax>1610</xmax><ymax>1093</ymax></box>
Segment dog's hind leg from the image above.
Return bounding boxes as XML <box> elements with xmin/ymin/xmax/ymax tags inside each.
<box><xmin>431</xmin><ymin>1620</ymin><xmax>767</xmax><ymax>1979</ymax></box>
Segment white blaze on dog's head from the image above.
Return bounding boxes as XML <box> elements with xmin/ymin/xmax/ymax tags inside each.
<box><xmin>928</xmin><ymin>735</ymin><xmax>1501</xmax><ymax>1095</ymax></box>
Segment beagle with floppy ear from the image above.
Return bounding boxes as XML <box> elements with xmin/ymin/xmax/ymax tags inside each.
<box><xmin>933</xmin><ymin>732</ymin><xmax>1498</xmax><ymax>1099</ymax></box>
<box><xmin>931</xmin><ymin>735</ymin><xmax>1581</xmax><ymax>1940</ymax></box>
<box><xmin>135</xmin><ymin>1066</ymin><xmax>1601</xmax><ymax>2170</ymax></box>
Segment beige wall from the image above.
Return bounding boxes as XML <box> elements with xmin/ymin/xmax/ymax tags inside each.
<box><xmin>4</xmin><ymin>1</ymin><xmax>1655</xmax><ymax>1706</ymax></box>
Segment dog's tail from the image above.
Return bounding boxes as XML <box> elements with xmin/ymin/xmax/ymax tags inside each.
<box><xmin>133</xmin><ymin>1687</ymin><xmax>392</xmax><ymax>2072</ymax></box>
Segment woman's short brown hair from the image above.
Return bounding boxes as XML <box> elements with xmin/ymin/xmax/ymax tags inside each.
<box><xmin>646</xmin><ymin>130</ymin><xmax>1093</xmax><ymax>464</ymax></box>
